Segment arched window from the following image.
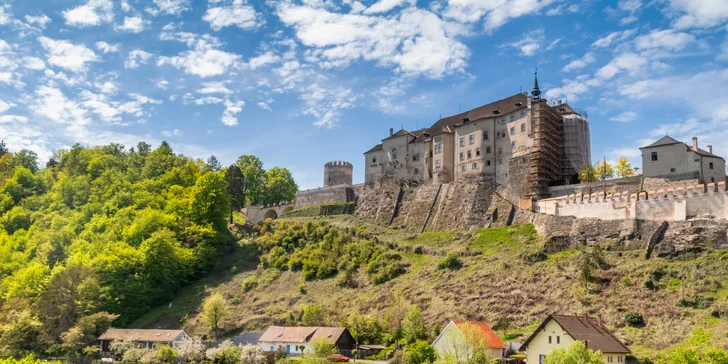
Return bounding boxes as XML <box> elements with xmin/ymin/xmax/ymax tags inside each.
<box><xmin>392</xmin><ymin>148</ymin><xmax>398</xmax><ymax>159</ymax></box>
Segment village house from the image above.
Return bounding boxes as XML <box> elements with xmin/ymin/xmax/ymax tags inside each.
<box><xmin>257</xmin><ymin>326</ymin><xmax>355</xmax><ymax>357</ymax></box>
<box><xmin>520</xmin><ymin>314</ymin><xmax>630</xmax><ymax>364</ymax></box>
<box><xmin>432</xmin><ymin>320</ymin><xmax>505</xmax><ymax>360</ymax></box>
<box><xmin>640</xmin><ymin>135</ymin><xmax>726</xmax><ymax>184</ymax></box>
<box><xmin>97</xmin><ymin>328</ymin><xmax>191</xmax><ymax>354</ymax></box>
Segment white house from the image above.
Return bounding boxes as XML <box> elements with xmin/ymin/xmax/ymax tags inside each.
<box><xmin>257</xmin><ymin>326</ymin><xmax>355</xmax><ymax>357</ymax></box>
<box><xmin>98</xmin><ymin>328</ymin><xmax>191</xmax><ymax>353</ymax></box>
<box><xmin>432</xmin><ymin>321</ymin><xmax>505</xmax><ymax>360</ymax></box>
<box><xmin>520</xmin><ymin>314</ymin><xmax>630</xmax><ymax>364</ymax></box>
<box><xmin>640</xmin><ymin>136</ymin><xmax>726</xmax><ymax>184</ymax></box>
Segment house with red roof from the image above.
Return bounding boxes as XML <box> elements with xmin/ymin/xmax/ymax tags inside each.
<box><xmin>432</xmin><ymin>320</ymin><xmax>506</xmax><ymax>360</ymax></box>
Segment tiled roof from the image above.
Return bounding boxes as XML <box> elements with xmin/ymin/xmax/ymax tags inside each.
<box><xmin>521</xmin><ymin>315</ymin><xmax>630</xmax><ymax>354</ymax></box>
<box><xmin>365</xmin><ymin>144</ymin><xmax>383</xmax><ymax>154</ymax></box>
<box><xmin>453</xmin><ymin>321</ymin><xmax>505</xmax><ymax>349</ymax></box>
<box><xmin>258</xmin><ymin>327</ymin><xmax>347</xmax><ymax>344</ymax></box>
<box><xmin>98</xmin><ymin>328</ymin><xmax>186</xmax><ymax>343</ymax></box>
<box><xmin>640</xmin><ymin>135</ymin><xmax>681</xmax><ymax>149</ymax></box>
<box><xmin>463</xmin><ymin>93</ymin><xmax>529</xmax><ymax>123</ymax></box>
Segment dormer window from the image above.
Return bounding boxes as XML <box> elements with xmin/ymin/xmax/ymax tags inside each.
<box><xmin>515</xmin><ymin>102</ymin><xmax>522</xmax><ymax>107</ymax></box>
<box><xmin>463</xmin><ymin>117</ymin><xmax>471</xmax><ymax>122</ymax></box>
<box><xmin>492</xmin><ymin>110</ymin><xmax>500</xmax><ymax>115</ymax></box>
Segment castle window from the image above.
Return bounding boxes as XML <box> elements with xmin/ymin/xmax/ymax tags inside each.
<box><xmin>469</xmin><ymin>135</ymin><xmax>474</xmax><ymax>144</ymax></box>
<box><xmin>435</xmin><ymin>143</ymin><xmax>442</xmax><ymax>154</ymax></box>
<box><xmin>710</xmin><ymin>162</ymin><xmax>714</xmax><ymax>169</ymax></box>
<box><xmin>461</xmin><ymin>165</ymin><xmax>466</xmax><ymax>172</ymax></box>
<box><xmin>436</xmin><ymin>160</ymin><xmax>441</xmax><ymax>169</ymax></box>
<box><xmin>549</xmin><ymin>336</ymin><xmax>552</xmax><ymax>344</ymax></box>
<box><xmin>512</xmin><ymin>141</ymin><xmax>516</xmax><ymax>149</ymax></box>
<box><xmin>521</xmin><ymin>123</ymin><xmax>526</xmax><ymax>132</ymax></box>
<box><xmin>521</xmin><ymin>111</ymin><xmax>526</xmax><ymax>117</ymax></box>
<box><xmin>483</xmin><ymin>131</ymin><xmax>489</xmax><ymax>140</ymax></box>
<box><xmin>414</xmin><ymin>168</ymin><xmax>419</xmax><ymax>175</ymax></box>
<box><xmin>651</xmin><ymin>152</ymin><xmax>658</xmax><ymax>161</ymax></box>
<box><xmin>499</xmin><ymin>159</ymin><xmax>503</xmax><ymax>165</ymax></box>
<box><xmin>472</xmin><ymin>163</ymin><xmax>477</xmax><ymax>169</ymax></box>
<box><xmin>460</xmin><ymin>137</ymin><xmax>465</xmax><ymax>147</ymax></box>
<box><xmin>557</xmin><ymin>336</ymin><xmax>560</xmax><ymax>344</ymax></box>
<box><xmin>486</xmin><ymin>146</ymin><xmax>491</xmax><ymax>154</ymax></box>
<box><xmin>459</xmin><ymin>152</ymin><xmax>464</xmax><ymax>161</ymax></box>
<box><xmin>498</xmin><ymin>147</ymin><xmax>502</xmax><ymax>155</ymax></box>
<box><xmin>712</xmin><ymin>177</ymin><xmax>715</xmax><ymax>182</ymax></box>
<box><xmin>373</xmin><ymin>157</ymin><xmax>377</xmax><ymax>163</ymax></box>
<box><xmin>510</xmin><ymin>114</ymin><xmax>515</xmax><ymax>121</ymax></box>
<box><xmin>510</xmin><ymin>127</ymin><xmax>515</xmax><ymax>135</ymax></box>
<box><xmin>501</xmin><ymin>118</ymin><xmax>506</xmax><ymax>124</ymax></box>
<box><xmin>392</xmin><ymin>148</ymin><xmax>398</xmax><ymax>159</ymax></box>
<box><xmin>670</xmin><ymin>168</ymin><xmax>676</xmax><ymax>173</ymax></box>
<box><xmin>413</xmin><ymin>153</ymin><xmax>420</xmax><ymax>161</ymax></box>
<box><xmin>476</xmin><ymin>148</ymin><xmax>481</xmax><ymax>156</ymax></box>
<box><xmin>486</xmin><ymin>160</ymin><xmax>491</xmax><ymax>166</ymax></box>
<box><xmin>496</xmin><ymin>132</ymin><xmax>500</xmax><ymax>139</ymax></box>
<box><xmin>467</xmin><ymin>151</ymin><xmax>472</xmax><ymax>159</ymax></box>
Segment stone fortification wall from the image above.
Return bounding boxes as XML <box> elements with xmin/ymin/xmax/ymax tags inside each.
<box><xmin>294</xmin><ymin>185</ymin><xmax>355</xmax><ymax>209</ymax></box>
<box><xmin>324</xmin><ymin>161</ymin><xmax>353</xmax><ymax>187</ymax></box>
<box><xmin>355</xmin><ymin>178</ymin><xmax>402</xmax><ymax>226</ymax></box>
<box><xmin>547</xmin><ymin>173</ymin><xmax>700</xmax><ymax>198</ymax></box>
<box><xmin>534</xmin><ymin>181</ymin><xmax>727</xmax><ymax>222</ymax></box>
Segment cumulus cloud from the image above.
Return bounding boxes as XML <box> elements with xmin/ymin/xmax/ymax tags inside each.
<box><xmin>63</xmin><ymin>0</ymin><xmax>113</xmax><ymax>27</ymax></box>
<box><xmin>363</xmin><ymin>0</ymin><xmax>415</xmax><ymax>14</ymax></box>
<box><xmin>610</xmin><ymin>111</ymin><xmax>637</xmax><ymax>123</ymax></box>
<box><xmin>25</xmin><ymin>14</ymin><xmax>51</xmax><ymax>28</ymax></box>
<box><xmin>595</xmin><ymin>53</ymin><xmax>648</xmax><ymax>80</ymax></box>
<box><xmin>203</xmin><ymin>0</ymin><xmax>262</xmax><ymax>31</ymax></box>
<box><xmin>441</xmin><ymin>0</ymin><xmax>554</xmax><ymax>31</ymax></box>
<box><xmin>562</xmin><ymin>52</ymin><xmax>596</xmax><ymax>72</ymax></box>
<box><xmin>125</xmin><ymin>49</ymin><xmax>153</xmax><ymax>69</ymax></box>
<box><xmin>38</xmin><ymin>37</ymin><xmax>99</xmax><ymax>73</ymax></box>
<box><xmin>0</xmin><ymin>115</ymin><xmax>28</xmax><ymax>123</ymax></box>
<box><xmin>198</xmin><ymin>81</ymin><xmax>233</xmax><ymax>94</ymax></box>
<box><xmin>300</xmin><ymin>83</ymin><xmax>357</xmax><ymax>128</ymax></box>
<box><xmin>221</xmin><ymin>99</ymin><xmax>244</xmax><ymax>126</ymax></box>
<box><xmin>504</xmin><ymin>29</ymin><xmax>546</xmax><ymax>57</ymax></box>
<box><xmin>247</xmin><ymin>51</ymin><xmax>281</xmax><ymax>69</ymax></box>
<box><xmin>116</xmin><ymin>16</ymin><xmax>150</xmax><ymax>33</ymax></box>
<box><xmin>275</xmin><ymin>2</ymin><xmax>470</xmax><ymax>79</ymax></box>
<box><xmin>634</xmin><ymin>29</ymin><xmax>695</xmax><ymax>51</ymax></box>
<box><xmin>147</xmin><ymin>0</ymin><xmax>191</xmax><ymax>16</ymax></box>
<box><xmin>592</xmin><ymin>29</ymin><xmax>636</xmax><ymax>48</ymax></box>
<box><xmin>95</xmin><ymin>41</ymin><xmax>121</xmax><ymax>53</ymax></box>
<box><xmin>669</xmin><ymin>0</ymin><xmax>728</xmax><ymax>29</ymax></box>
<box><xmin>22</xmin><ymin>56</ymin><xmax>46</xmax><ymax>70</ymax></box>
<box><xmin>157</xmin><ymin>26</ymin><xmax>244</xmax><ymax>77</ymax></box>
<box><xmin>33</xmin><ymin>86</ymin><xmax>90</xmax><ymax>126</ymax></box>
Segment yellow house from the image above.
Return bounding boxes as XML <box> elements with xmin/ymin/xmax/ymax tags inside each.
<box><xmin>520</xmin><ymin>314</ymin><xmax>630</xmax><ymax>364</ymax></box>
<box><xmin>432</xmin><ymin>320</ymin><xmax>505</xmax><ymax>360</ymax></box>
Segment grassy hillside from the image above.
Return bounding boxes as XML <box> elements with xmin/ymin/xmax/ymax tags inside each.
<box><xmin>134</xmin><ymin>215</ymin><xmax>728</xmax><ymax>361</ymax></box>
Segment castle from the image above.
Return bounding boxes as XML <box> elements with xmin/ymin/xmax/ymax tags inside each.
<box><xmin>364</xmin><ymin>73</ymin><xmax>591</xmax><ymax>199</ymax></box>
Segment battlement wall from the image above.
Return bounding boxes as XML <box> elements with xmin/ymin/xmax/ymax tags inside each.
<box><xmin>294</xmin><ymin>185</ymin><xmax>355</xmax><ymax>209</ymax></box>
<box><xmin>534</xmin><ymin>181</ymin><xmax>727</xmax><ymax>221</ymax></box>
<box><xmin>324</xmin><ymin>160</ymin><xmax>353</xmax><ymax>187</ymax></box>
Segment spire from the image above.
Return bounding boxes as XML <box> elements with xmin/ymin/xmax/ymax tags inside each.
<box><xmin>532</xmin><ymin>67</ymin><xmax>542</xmax><ymax>99</ymax></box>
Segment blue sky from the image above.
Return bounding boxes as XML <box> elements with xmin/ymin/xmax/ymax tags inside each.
<box><xmin>0</xmin><ymin>0</ymin><xmax>726</xmax><ymax>189</ymax></box>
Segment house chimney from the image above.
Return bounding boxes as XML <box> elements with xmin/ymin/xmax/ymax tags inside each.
<box><xmin>597</xmin><ymin>315</ymin><xmax>602</xmax><ymax>326</ymax></box>
<box><xmin>390</xmin><ymin>128</ymin><xmax>394</xmax><ymax>136</ymax></box>
<box><xmin>708</xmin><ymin>145</ymin><xmax>713</xmax><ymax>154</ymax></box>
<box><xmin>573</xmin><ymin>312</ymin><xmax>578</xmax><ymax>318</ymax></box>
<box><xmin>583</xmin><ymin>312</ymin><xmax>589</xmax><ymax>321</ymax></box>
<box><xmin>692</xmin><ymin>137</ymin><xmax>698</xmax><ymax>150</ymax></box>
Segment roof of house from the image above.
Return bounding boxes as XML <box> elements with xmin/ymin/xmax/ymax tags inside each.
<box><xmin>640</xmin><ymin>135</ymin><xmax>723</xmax><ymax>159</ymax></box>
<box><xmin>365</xmin><ymin>143</ymin><xmax>383</xmax><ymax>154</ymax></box>
<box><xmin>258</xmin><ymin>327</ymin><xmax>348</xmax><ymax>344</ymax></box>
<box><xmin>98</xmin><ymin>328</ymin><xmax>186</xmax><ymax>343</ymax></box>
<box><xmin>521</xmin><ymin>315</ymin><xmax>630</xmax><ymax>354</ymax></box>
<box><xmin>452</xmin><ymin>321</ymin><xmax>505</xmax><ymax>349</ymax></box>
<box><xmin>461</xmin><ymin>93</ymin><xmax>529</xmax><ymax>124</ymax></box>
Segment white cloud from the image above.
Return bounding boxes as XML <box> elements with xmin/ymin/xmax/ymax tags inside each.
<box><xmin>25</xmin><ymin>14</ymin><xmax>51</xmax><ymax>28</ymax></box>
<box><xmin>563</xmin><ymin>52</ymin><xmax>596</xmax><ymax>72</ymax></box>
<box><xmin>718</xmin><ymin>37</ymin><xmax>728</xmax><ymax>61</ymax></box>
<box><xmin>363</xmin><ymin>0</ymin><xmax>415</xmax><ymax>14</ymax></box>
<box><xmin>157</xmin><ymin>80</ymin><xmax>169</xmax><ymax>89</ymax></box>
<box><xmin>96</xmin><ymin>81</ymin><xmax>117</xmax><ymax>94</ymax></box>
<box><xmin>198</xmin><ymin>81</ymin><xmax>233</xmax><ymax>94</ymax></box>
<box><xmin>442</xmin><ymin>0</ymin><xmax>554</xmax><ymax>31</ymax></box>
<box><xmin>248</xmin><ymin>51</ymin><xmax>281</xmax><ymax>69</ymax></box>
<box><xmin>505</xmin><ymin>29</ymin><xmax>545</xmax><ymax>57</ymax></box>
<box><xmin>592</xmin><ymin>29</ymin><xmax>636</xmax><ymax>48</ymax></box>
<box><xmin>162</xmin><ymin>129</ymin><xmax>182</xmax><ymax>137</ymax></box>
<box><xmin>22</xmin><ymin>56</ymin><xmax>46</xmax><ymax>70</ymax></box>
<box><xmin>669</xmin><ymin>0</ymin><xmax>728</xmax><ymax>29</ymax></box>
<box><xmin>95</xmin><ymin>41</ymin><xmax>121</xmax><ymax>53</ymax></box>
<box><xmin>38</xmin><ymin>37</ymin><xmax>99</xmax><ymax>73</ymax></box>
<box><xmin>634</xmin><ymin>29</ymin><xmax>695</xmax><ymax>51</ymax></box>
<box><xmin>0</xmin><ymin>7</ymin><xmax>10</xmax><ymax>25</ymax></box>
<box><xmin>116</xmin><ymin>16</ymin><xmax>150</xmax><ymax>33</ymax></box>
<box><xmin>63</xmin><ymin>0</ymin><xmax>113</xmax><ymax>27</ymax></box>
<box><xmin>0</xmin><ymin>115</ymin><xmax>28</xmax><ymax>123</ymax></box>
<box><xmin>275</xmin><ymin>3</ymin><xmax>470</xmax><ymax>78</ymax></box>
<box><xmin>203</xmin><ymin>0</ymin><xmax>262</xmax><ymax>31</ymax></box>
<box><xmin>0</xmin><ymin>99</ymin><xmax>9</xmax><ymax>113</ymax></box>
<box><xmin>157</xmin><ymin>33</ymin><xmax>242</xmax><ymax>77</ymax></box>
<box><xmin>121</xmin><ymin>0</ymin><xmax>132</xmax><ymax>12</ymax></box>
<box><xmin>194</xmin><ymin>96</ymin><xmax>224</xmax><ymax>105</ymax></box>
<box><xmin>610</xmin><ymin>111</ymin><xmax>637</xmax><ymax>123</ymax></box>
<box><xmin>595</xmin><ymin>53</ymin><xmax>648</xmax><ymax>80</ymax></box>
<box><xmin>300</xmin><ymin>83</ymin><xmax>357</xmax><ymax>128</ymax></box>
<box><xmin>257</xmin><ymin>101</ymin><xmax>273</xmax><ymax>110</ymax></box>
<box><xmin>33</xmin><ymin>86</ymin><xmax>90</xmax><ymax>126</ymax></box>
<box><xmin>546</xmin><ymin>4</ymin><xmax>579</xmax><ymax>16</ymax></box>
<box><xmin>125</xmin><ymin>49</ymin><xmax>153</xmax><ymax>69</ymax></box>
<box><xmin>221</xmin><ymin>99</ymin><xmax>244</xmax><ymax>126</ymax></box>
<box><xmin>147</xmin><ymin>0</ymin><xmax>190</xmax><ymax>16</ymax></box>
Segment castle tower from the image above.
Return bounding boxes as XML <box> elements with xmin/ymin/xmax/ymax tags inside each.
<box><xmin>324</xmin><ymin>161</ymin><xmax>353</xmax><ymax>187</ymax></box>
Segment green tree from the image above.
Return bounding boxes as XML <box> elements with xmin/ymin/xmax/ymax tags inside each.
<box><xmin>0</xmin><ymin>140</ymin><xmax>7</xmax><ymax>157</ymax></box>
<box><xmin>206</xmin><ymin>155</ymin><xmax>222</xmax><ymax>172</ymax></box>
<box><xmin>0</xmin><ymin>310</ymin><xmax>43</xmax><ymax>357</ymax></box>
<box><xmin>235</xmin><ymin>155</ymin><xmax>265</xmax><ymax>206</ymax></box>
<box><xmin>615</xmin><ymin>156</ymin><xmax>635</xmax><ymax>178</ymax></box>
<box><xmin>38</xmin><ymin>266</ymin><xmax>102</xmax><ymax>339</ymax></box>
<box><xmin>189</xmin><ymin>172</ymin><xmax>230</xmax><ymax>231</ymax></box>
<box><xmin>543</xmin><ymin>340</ymin><xmax>603</xmax><ymax>364</ymax></box>
<box><xmin>13</xmin><ymin>150</ymin><xmax>39</xmax><ymax>173</ymax></box>
<box><xmin>201</xmin><ymin>292</ymin><xmax>230</xmax><ymax>337</ymax></box>
<box><xmin>60</xmin><ymin>312</ymin><xmax>118</xmax><ymax>357</ymax></box>
<box><xmin>262</xmin><ymin>167</ymin><xmax>298</xmax><ymax>205</ymax></box>
<box><xmin>403</xmin><ymin>307</ymin><xmax>427</xmax><ymax>343</ymax></box>
<box><xmin>310</xmin><ymin>337</ymin><xmax>338</xmax><ymax>357</ymax></box>
<box><xmin>404</xmin><ymin>341</ymin><xmax>435</xmax><ymax>364</ymax></box>
<box><xmin>579</xmin><ymin>164</ymin><xmax>597</xmax><ymax>183</ymax></box>
<box><xmin>225</xmin><ymin>165</ymin><xmax>245</xmax><ymax>224</ymax></box>
<box><xmin>593</xmin><ymin>160</ymin><xmax>614</xmax><ymax>181</ymax></box>
<box><xmin>302</xmin><ymin>305</ymin><xmax>325</xmax><ymax>326</ymax></box>
<box><xmin>657</xmin><ymin>344</ymin><xmax>728</xmax><ymax>364</ymax></box>
<box><xmin>156</xmin><ymin>346</ymin><xmax>177</xmax><ymax>363</ymax></box>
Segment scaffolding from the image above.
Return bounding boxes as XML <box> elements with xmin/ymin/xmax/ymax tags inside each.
<box><xmin>561</xmin><ymin>111</ymin><xmax>591</xmax><ymax>179</ymax></box>
<box><xmin>527</xmin><ymin>99</ymin><xmax>565</xmax><ymax>199</ymax></box>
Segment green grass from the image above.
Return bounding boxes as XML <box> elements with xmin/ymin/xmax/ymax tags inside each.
<box><xmin>467</xmin><ymin>224</ymin><xmax>539</xmax><ymax>257</ymax></box>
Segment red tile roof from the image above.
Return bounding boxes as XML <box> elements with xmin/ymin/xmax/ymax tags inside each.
<box><xmin>453</xmin><ymin>321</ymin><xmax>505</xmax><ymax>349</ymax></box>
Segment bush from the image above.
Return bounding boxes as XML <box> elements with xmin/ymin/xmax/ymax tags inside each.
<box><xmin>625</xmin><ymin>312</ymin><xmax>644</xmax><ymax>327</ymax></box>
<box><xmin>404</xmin><ymin>341</ymin><xmax>435</xmax><ymax>364</ymax></box>
<box><xmin>242</xmin><ymin>276</ymin><xmax>258</xmax><ymax>292</ymax></box>
<box><xmin>437</xmin><ymin>252</ymin><xmax>462</xmax><ymax>270</ymax></box>
<box><xmin>298</xmin><ymin>283</ymin><xmax>307</xmax><ymax>294</ymax></box>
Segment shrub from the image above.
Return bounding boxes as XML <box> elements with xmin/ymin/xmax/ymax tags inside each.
<box><xmin>437</xmin><ymin>252</ymin><xmax>462</xmax><ymax>270</ymax></box>
<box><xmin>644</xmin><ymin>280</ymin><xmax>656</xmax><ymax>291</ymax></box>
<box><xmin>404</xmin><ymin>341</ymin><xmax>435</xmax><ymax>364</ymax></box>
<box><xmin>242</xmin><ymin>276</ymin><xmax>258</xmax><ymax>292</ymax></box>
<box><xmin>298</xmin><ymin>283</ymin><xmax>307</xmax><ymax>294</ymax></box>
<box><xmin>309</xmin><ymin>337</ymin><xmax>337</xmax><ymax>358</ymax></box>
<box><xmin>625</xmin><ymin>312</ymin><xmax>644</xmax><ymax>327</ymax></box>
<box><xmin>668</xmin><ymin>278</ymin><xmax>682</xmax><ymax>286</ymax></box>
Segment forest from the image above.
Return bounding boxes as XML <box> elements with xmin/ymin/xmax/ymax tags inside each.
<box><xmin>0</xmin><ymin>140</ymin><xmax>297</xmax><ymax>358</ymax></box>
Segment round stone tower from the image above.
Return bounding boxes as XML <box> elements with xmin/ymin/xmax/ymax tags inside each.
<box><xmin>324</xmin><ymin>161</ymin><xmax>353</xmax><ymax>187</ymax></box>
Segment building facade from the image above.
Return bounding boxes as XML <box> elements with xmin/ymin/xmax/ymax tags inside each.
<box><xmin>432</xmin><ymin>321</ymin><xmax>505</xmax><ymax>360</ymax></box>
<box><xmin>97</xmin><ymin>328</ymin><xmax>191</xmax><ymax>354</ymax></box>
<box><xmin>363</xmin><ymin>74</ymin><xmax>591</xmax><ymax>198</ymax></box>
<box><xmin>640</xmin><ymin>136</ymin><xmax>726</xmax><ymax>184</ymax></box>
<box><xmin>258</xmin><ymin>326</ymin><xmax>355</xmax><ymax>357</ymax></box>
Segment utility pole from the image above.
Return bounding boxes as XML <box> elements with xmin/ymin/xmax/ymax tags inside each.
<box><xmin>603</xmin><ymin>156</ymin><xmax>607</xmax><ymax>199</ymax></box>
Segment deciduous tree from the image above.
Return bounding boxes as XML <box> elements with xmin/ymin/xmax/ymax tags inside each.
<box><xmin>235</xmin><ymin>155</ymin><xmax>265</xmax><ymax>206</ymax></box>
<box><xmin>262</xmin><ymin>167</ymin><xmax>298</xmax><ymax>205</ymax></box>
<box><xmin>13</xmin><ymin>150</ymin><xmax>38</xmax><ymax>173</ymax></box>
<box><xmin>593</xmin><ymin>160</ymin><xmax>614</xmax><ymax>181</ymax></box>
<box><xmin>615</xmin><ymin>156</ymin><xmax>635</xmax><ymax>178</ymax></box>
<box><xmin>225</xmin><ymin>165</ymin><xmax>245</xmax><ymax>224</ymax></box>
<box><xmin>543</xmin><ymin>341</ymin><xmax>604</xmax><ymax>364</ymax></box>
<box><xmin>579</xmin><ymin>164</ymin><xmax>597</xmax><ymax>183</ymax></box>
<box><xmin>403</xmin><ymin>307</ymin><xmax>427</xmax><ymax>343</ymax></box>
<box><xmin>201</xmin><ymin>293</ymin><xmax>230</xmax><ymax>337</ymax></box>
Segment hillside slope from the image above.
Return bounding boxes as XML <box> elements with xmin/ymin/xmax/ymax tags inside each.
<box><xmin>133</xmin><ymin>215</ymin><xmax>728</xmax><ymax>361</ymax></box>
